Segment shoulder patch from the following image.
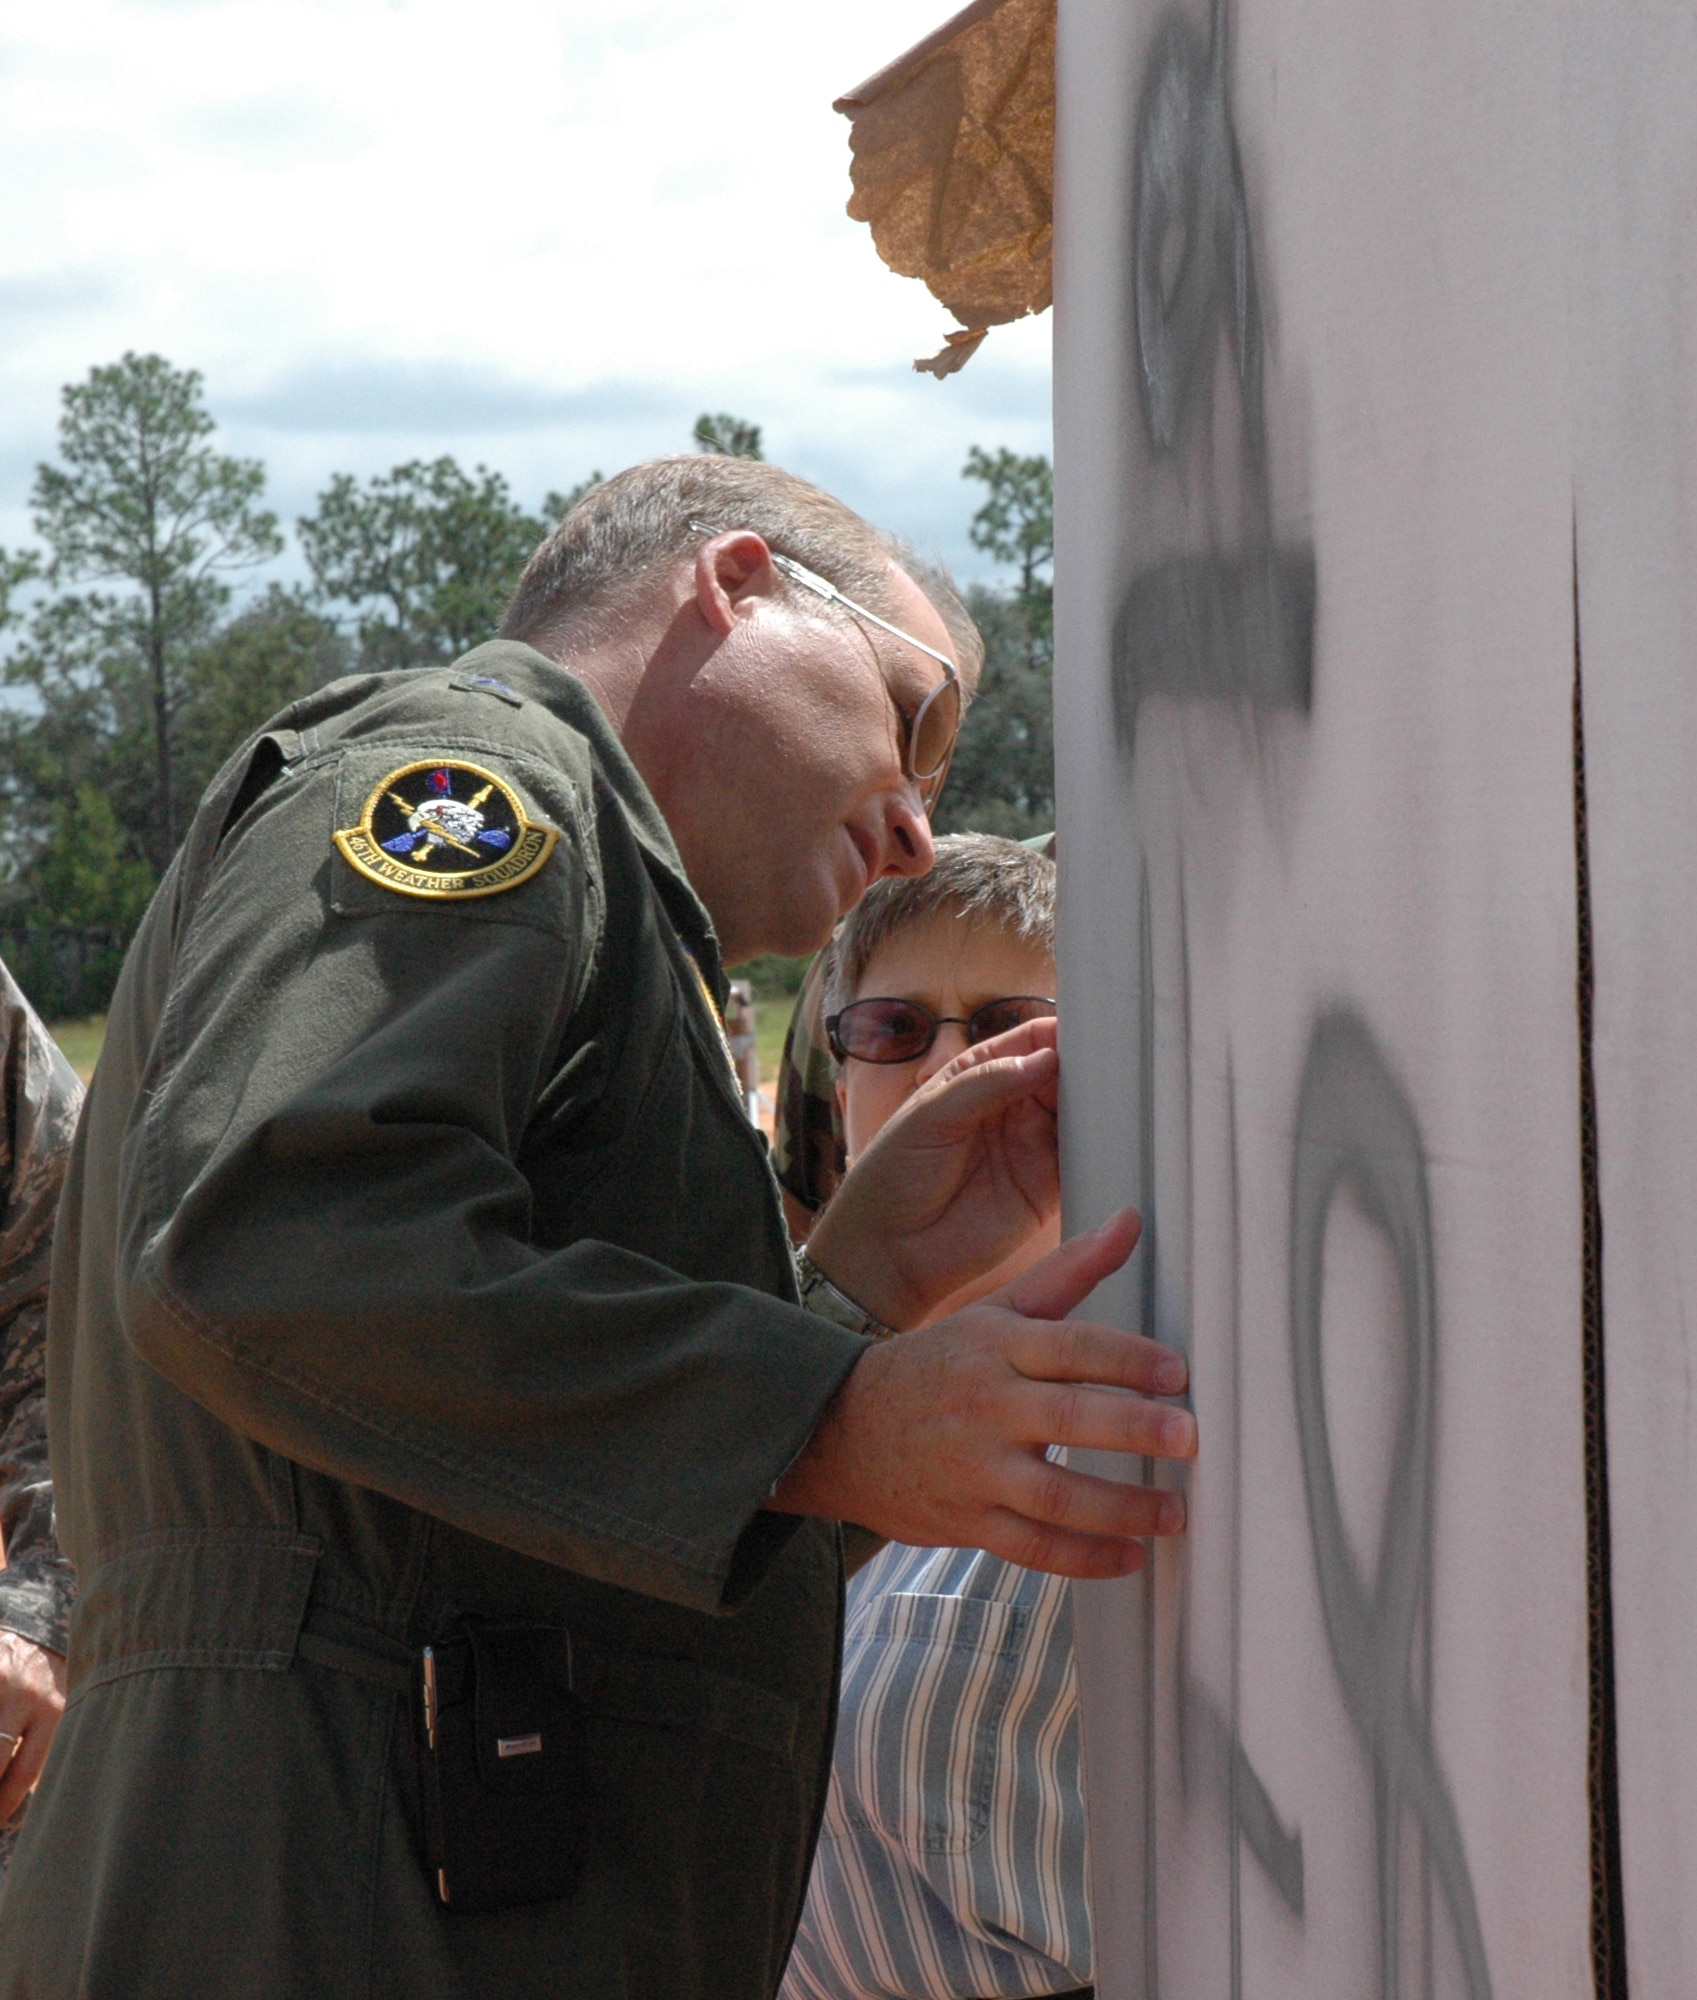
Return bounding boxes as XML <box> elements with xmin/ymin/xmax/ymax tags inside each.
<box><xmin>334</xmin><ymin>759</ymin><xmax>557</xmax><ymax>901</ymax></box>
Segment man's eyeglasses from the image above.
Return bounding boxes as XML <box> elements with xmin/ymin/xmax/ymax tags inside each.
<box><xmin>826</xmin><ymin>995</ymin><xmax>1057</xmax><ymax>1065</ymax></box>
<box><xmin>689</xmin><ymin>523</ymin><xmax>964</xmax><ymax>813</ymax></box>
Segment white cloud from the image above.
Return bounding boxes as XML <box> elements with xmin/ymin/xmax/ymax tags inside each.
<box><xmin>0</xmin><ymin>0</ymin><xmax>1052</xmax><ymax>583</ymax></box>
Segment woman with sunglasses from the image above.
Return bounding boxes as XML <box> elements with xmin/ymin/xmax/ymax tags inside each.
<box><xmin>782</xmin><ymin>835</ymin><xmax>1094</xmax><ymax>2000</ymax></box>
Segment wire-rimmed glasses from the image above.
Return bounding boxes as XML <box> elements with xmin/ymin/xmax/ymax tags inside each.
<box><xmin>690</xmin><ymin>523</ymin><xmax>964</xmax><ymax>813</ymax></box>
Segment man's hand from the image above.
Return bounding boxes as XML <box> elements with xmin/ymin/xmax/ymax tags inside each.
<box><xmin>0</xmin><ymin>1629</ymin><xmax>65</xmax><ymax>1823</ymax></box>
<box><xmin>806</xmin><ymin>1016</ymin><xmax>1060</xmax><ymax>1330</ymax></box>
<box><xmin>771</xmin><ymin>1211</ymin><xmax>1196</xmax><ymax>1579</ymax></box>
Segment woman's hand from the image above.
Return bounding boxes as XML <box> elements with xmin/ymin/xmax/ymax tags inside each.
<box><xmin>804</xmin><ymin>1015</ymin><xmax>1059</xmax><ymax>1330</ymax></box>
<box><xmin>0</xmin><ymin>1630</ymin><xmax>66</xmax><ymax>1824</ymax></box>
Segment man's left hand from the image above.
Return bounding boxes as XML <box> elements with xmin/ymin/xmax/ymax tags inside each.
<box><xmin>805</xmin><ymin>1016</ymin><xmax>1060</xmax><ymax>1330</ymax></box>
<box><xmin>0</xmin><ymin>1629</ymin><xmax>66</xmax><ymax>1824</ymax></box>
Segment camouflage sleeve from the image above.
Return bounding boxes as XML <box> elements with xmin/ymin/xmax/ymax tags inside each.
<box><xmin>0</xmin><ymin>963</ymin><xmax>83</xmax><ymax>1654</ymax></box>
<box><xmin>771</xmin><ymin>951</ymin><xmax>846</xmax><ymax>1218</ymax></box>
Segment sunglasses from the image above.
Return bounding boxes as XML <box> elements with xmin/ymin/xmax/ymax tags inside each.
<box><xmin>690</xmin><ymin>523</ymin><xmax>964</xmax><ymax>813</ymax></box>
<box><xmin>826</xmin><ymin>995</ymin><xmax>1057</xmax><ymax>1065</ymax></box>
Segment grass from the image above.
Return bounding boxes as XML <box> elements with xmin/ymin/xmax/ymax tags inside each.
<box><xmin>754</xmin><ymin>996</ymin><xmax>794</xmax><ymax>1085</ymax></box>
<box><xmin>49</xmin><ymin>1017</ymin><xmax>105</xmax><ymax>1083</ymax></box>
<box><xmin>734</xmin><ymin>953</ymin><xmax>814</xmax><ymax>1086</ymax></box>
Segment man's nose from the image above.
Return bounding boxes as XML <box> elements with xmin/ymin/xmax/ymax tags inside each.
<box><xmin>878</xmin><ymin>787</ymin><xmax>935</xmax><ymax>880</ymax></box>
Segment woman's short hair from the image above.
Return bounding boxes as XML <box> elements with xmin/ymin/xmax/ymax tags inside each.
<box><xmin>823</xmin><ymin>833</ymin><xmax>1057</xmax><ymax>1023</ymax></box>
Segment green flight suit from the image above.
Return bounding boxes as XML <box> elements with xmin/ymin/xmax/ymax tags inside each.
<box><xmin>0</xmin><ymin>642</ymin><xmax>869</xmax><ymax>2000</ymax></box>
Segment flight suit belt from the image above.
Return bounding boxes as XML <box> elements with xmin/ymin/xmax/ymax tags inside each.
<box><xmin>297</xmin><ymin>1602</ymin><xmax>800</xmax><ymax>1766</ymax></box>
<box><xmin>68</xmin><ymin>1534</ymin><xmax>799</xmax><ymax>1768</ymax></box>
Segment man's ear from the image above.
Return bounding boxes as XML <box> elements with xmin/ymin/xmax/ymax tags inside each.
<box><xmin>692</xmin><ymin>531</ymin><xmax>778</xmax><ymax>637</ymax></box>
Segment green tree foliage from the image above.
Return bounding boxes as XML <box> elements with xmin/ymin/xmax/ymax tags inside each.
<box><xmin>2</xmin><ymin>587</ymin><xmax>162</xmax><ymax>887</ymax></box>
<box><xmin>933</xmin><ymin>449</ymin><xmax>1055</xmax><ymax>839</ymax></box>
<box><xmin>692</xmin><ymin>412</ymin><xmax>764</xmax><ymax>459</ymax></box>
<box><xmin>173</xmin><ymin>586</ymin><xmax>348</xmax><ymax>813</ymax></box>
<box><xmin>0</xmin><ymin>548</ymin><xmax>37</xmax><ymax>630</ymax></box>
<box><xmin>27</xmin><ymin>352</ymin><xmax>282</xmax><ymax>863</ymax></box>
<box><xmin>961</xmin><ymin>446</ymin><xmax>1053</xmax><ymax>610</ymax></box>
<box><xmin>3</xmin><ymin>782</ymin><xmax>155</xmax><ymax>1020</ymax></box>
<box><xmin>31</xmin><ymin>785</ymin><xmax>156</xmax><ymax>936</ymax></box>
<box><xmin>299</xmin><ymin>457</ymin><xmax>555</xmax><ymax>671</ymax></box>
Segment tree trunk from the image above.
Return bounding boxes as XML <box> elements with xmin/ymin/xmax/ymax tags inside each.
<box><xmin>149</xmin><ymin>580</ymin><xmax>173</xmax><ymax>865</ymax></box>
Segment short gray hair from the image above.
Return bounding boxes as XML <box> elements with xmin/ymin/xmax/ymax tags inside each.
<box><xmin>824</xmin><ymin>833</ymin><xmax>1057</xmax><ymax>1021</ymax></box>
<box><xmin>499</xmin><ymin>454</ymin><xmax>982</xmax><ymax>682</ymax></box>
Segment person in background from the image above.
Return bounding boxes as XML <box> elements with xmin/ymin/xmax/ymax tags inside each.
<box><xmin>724</xmin><ymin>976</ymin><xmax>762</xmax><ymax>1123</ymax></box>
<box><xmin>0</xmin><ymin>964</ymin><xmax>80</xmax><ymax>1880</ymax></box>
<box><xmin>779</xmin><ymin>834</ymin><xmax>1095</xmax><ymax>2000</ymax></box>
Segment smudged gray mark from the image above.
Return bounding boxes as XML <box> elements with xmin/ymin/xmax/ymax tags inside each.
<box><xmin>1289</xmin><ymin>1011</ymin><xmax>1492</xmax><ymax>2000</ymax></box>
<box><xmin>1113</xmin><ymin>549</ymin><xmax>1313</xmax><ymax>745</ymax></box>
<box><xmin>1133</xmin><ymin>0</ymin><xmax>1264</xmax><ymax>459</ymax></box>
<box><xmin>1116</xmin><ymin>0</ymin><xmax>1315</xmax><ymax>762</ymax></box>
<box><xmin>1178</xmin><ymin>1668</ymin><xmax>1306</xmax><ymax>1917</ymax></box>
<box><xmin>1151</xmin><ymin>866</ymin><xmax>1304</xmax><ymax>1942</ymax></box>
<box><xmin>1228</xmin><ymin>1061</ymin><xmax>1243</xmax><ymax>2000</ymax></box>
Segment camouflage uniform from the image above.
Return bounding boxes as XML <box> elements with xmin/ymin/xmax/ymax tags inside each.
<box><xmin>0</xmin><ymin>960</ymin><xmax>82</xmax><ymax>1873</ymax></box>
<box><xmin>771</xmin><ymin>954</ymin><xmax>844</xmax><ymax>1220</ymax></box>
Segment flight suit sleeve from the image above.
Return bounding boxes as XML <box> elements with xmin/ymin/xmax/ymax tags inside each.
<box><xmin>116</xmin><ymin>741</ymin><xmax>866</xmax><ymax>1616</ymax></box>
<box><xmin>0</xmin><ymin>968</ymin><xmax>81</xmax><ymax>1653</ymax></box>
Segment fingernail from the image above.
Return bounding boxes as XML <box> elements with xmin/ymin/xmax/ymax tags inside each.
<box><xmin>1154</xmin><ymin>1355</ymin><xmax>1188</xmax><ymax>1395</ymax></box>
<box><xmin>1157</xmin><ymin>1493</ymin><xmax>1187</xmax><ymax>1534</ymax></box>
<box><xmin>1160</xmin><ymin>1410</ymin><xmax>1197</xmax><ymax>1455</ymax></box>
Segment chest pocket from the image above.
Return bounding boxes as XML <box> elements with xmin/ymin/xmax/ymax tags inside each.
<box><xmin>519</xmin><ymin>815</ymin><xmax>783</xmax><ymax>1290</ymax></box>
<box><xmin>835</xmin><ymin>1591</ymin><xmax>1030</xmax><ymax>1855</ymax></box>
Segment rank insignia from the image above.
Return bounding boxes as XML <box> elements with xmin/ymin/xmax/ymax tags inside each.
<box><xmin>335</xmin><ymin>759</ymin><xmax>557</xmax><ymax>900</ymax></box>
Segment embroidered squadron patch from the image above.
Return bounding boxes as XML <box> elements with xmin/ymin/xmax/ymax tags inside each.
<box><xmin>335</xmin><ymin>759</ymin><xmax>557</xmax><ymax>900</ymax></box>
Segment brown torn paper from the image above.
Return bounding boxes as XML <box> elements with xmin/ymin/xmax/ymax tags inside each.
<box><xmin>835</xmin><ymin>0</ymin><xmax>1054</xmax><ymax>372</ymax></box>
<box><xmin>914</xmin><ymin>327</ymin><xmax>991</xmax><ymax>378</ymax></box>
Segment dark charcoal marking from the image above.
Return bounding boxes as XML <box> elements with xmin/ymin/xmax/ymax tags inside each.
<box><xmin>1113</xmin><ymin>549</ymin><xmax>1315</xmax><ymax>751</ymax></box>
<box><xmin>1117</xmin><ymin>0</ymin><xmax>1314</xmax><ymax>762</ymax></box>
<box><xmin>1178</xmin><ymin>1671</ymin><xmax>1307</xmax><ymax>1917</ymax></box>
<box><xmin>1573</xmin><ymin>532</ymin><xmax>1630</xmax><ymax>2000</ymax></box>
<box><xmin>1289</xmin><ymin>1012</ymin><xmax>1492</xmax><ymax>2000</ymax></box>
<box><xmin>1133</xmin><ymin>3</ymin><xmax>1264</xmax><ymax>458</ymax></box>
<box><xmin>1232</xmin><ymin>1732</ymin><xmax>1304</xmax><ymax>1918</ymax></box>
<box><xmin>1228</xmin><ymin>1063</ymin><xmax>1244</xmax><ymax>2000</ymax></box>
<box><xmin>1147</xmin><ymin>867</ymin><xmax>1304</xmax><ymax>1932</ymax></box>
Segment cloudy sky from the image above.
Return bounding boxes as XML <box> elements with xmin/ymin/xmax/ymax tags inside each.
<box><xmin>0</xmin><ymin>0</ymin><xmax>1053</xmax><ymax>596</ymax></box>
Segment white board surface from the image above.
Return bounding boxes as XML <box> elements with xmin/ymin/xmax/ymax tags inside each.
<box><xmin>1565</xmin><ymin>4</ymin><xmax>1697</xmax><ymax>1987</ymax></box>
<box><xmin>1053</xmin><ymin>2</ymin><xmax>1615</xmax><ymax>1992</ymax></box>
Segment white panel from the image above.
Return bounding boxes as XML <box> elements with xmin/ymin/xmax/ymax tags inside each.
<box><xmin>1565</xmin><ymin>4</ymin><xmax>1697</xmax><ymax>1984</ymax></box>
<box><xmin>1055</xmin><ymin>3</ymin><xmax>1594</xmax><ymax>1994</ymax></box>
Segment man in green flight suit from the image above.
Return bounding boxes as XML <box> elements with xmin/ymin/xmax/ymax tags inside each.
<box><xmin>0</xmin><ymin>457</ymin><xmax>1195</xmax><ymax>2000</ymax></box>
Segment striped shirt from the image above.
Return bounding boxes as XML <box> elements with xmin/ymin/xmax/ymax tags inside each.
<box><xmin>780</xmin><ymin>1539</ymin><xmax>1091</xmax><ymax>2000</ymax></box>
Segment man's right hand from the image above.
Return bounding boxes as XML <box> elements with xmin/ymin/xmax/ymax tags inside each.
<box><xmin>769</xmin><ymin>1210</ymin><xmax>1196</xmax><ymax>1579</ymax></box>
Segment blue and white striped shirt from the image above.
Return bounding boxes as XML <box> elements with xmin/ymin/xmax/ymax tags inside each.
<box><xmin>780</xmin><ymin>1539</ymin><xmax>1091</xmax><ymax>2000</ymax></box>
